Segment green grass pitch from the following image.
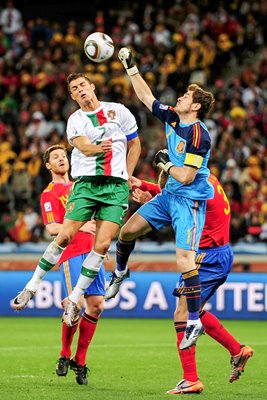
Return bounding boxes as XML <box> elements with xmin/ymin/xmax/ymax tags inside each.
<box><xmin>0</xmin><ymin>317</ymin><xmax>266</xmax><ymax>400</ymax></box>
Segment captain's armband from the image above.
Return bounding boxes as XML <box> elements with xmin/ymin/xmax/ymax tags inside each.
<box><xmin>184</xmin><ymin>153</ymin><xmax>203</xmax><ymax>169</ymax></box>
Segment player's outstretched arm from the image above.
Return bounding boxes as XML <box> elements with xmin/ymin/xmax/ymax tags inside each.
<box><xmin>118</xmin><ymin>47</ymin><xmax>155</xmax><ymax>112</ymax></box>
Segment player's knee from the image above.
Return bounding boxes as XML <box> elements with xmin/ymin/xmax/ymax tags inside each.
<box><xmin>176</xmin><ymin>251</ymin><xmax>196</xmax><ymax>272</ymax></box>
<box><xmin>120</xmin><ymin>225</ymin><xmax>136</xmax><ymax>241</ymax></box>
<box><xmin>86</xmin><ymin>300</ymin><xmax>104</xmax><ymax>316</ymax></box>
<box><xmin>94</xmin><ymin>240</ymin><xmax>110</xmax><ymax>254</ymax></box>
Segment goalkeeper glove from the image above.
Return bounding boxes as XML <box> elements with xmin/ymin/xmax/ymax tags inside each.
<box><xmin>118</xmin><ymin>48</ymin><xmax>139</xmax><ymax>76</ymax></box>
<box><xmin>154</xmin><ymin>149</ymin><xmax>174</xmax><ymax>174</ymax></box>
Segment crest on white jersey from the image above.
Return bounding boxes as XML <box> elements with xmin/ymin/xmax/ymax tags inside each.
<box><xmin>44</xmin><ymin>202</ymin><xmax>52</xmax><ymax>212</ymax></box>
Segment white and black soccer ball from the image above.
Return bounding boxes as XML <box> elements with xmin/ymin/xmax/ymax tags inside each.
<box><xmin>84</xmin><ymin>32</ymin><xmax>114</xmax><ymax>63</ymax></box>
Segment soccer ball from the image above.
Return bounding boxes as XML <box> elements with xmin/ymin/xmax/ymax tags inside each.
<box><xmin>84</xmin><ymin>32</ymin><xmax>114</xmax><ymax>63</ymax></box>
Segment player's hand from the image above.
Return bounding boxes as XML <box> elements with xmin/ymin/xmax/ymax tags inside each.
<box><xmin>154</xmin><ymin>149</ymin><xmax>174</xmax><ymax>174</ymax></box>
<box><xmin>132</xmin><ymin>188</ymin><xmax>152</xmax><ymax>204</ymax></box>
<box><xmin>128</xmin><ymin>176</ymin><xmax>142</xmax><ymax>189</ymax></box>
<box><xmin>172</xmin><ymin>288</ymin><xmax>181</xmax><ymax>298</ymax></box>
<box><xmin>80</xmin><ymin>220</ymin><xmax>96</xmax><ymax>235</ymax></box>
<box><xmin>99</xmin><ymin>140</ymin><xmax>112</xmax><ymax>153</ymax></box>
<box><xmin>118</xmin><ymin>48</ymin><xmax>139</xmax><ymax>76</ymax></box>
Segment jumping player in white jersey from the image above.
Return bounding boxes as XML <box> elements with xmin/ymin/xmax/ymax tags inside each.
<box><xmin>12</xmin><ymin>73</ymin><xmax>141</xmax><ymax>325</ymax></box>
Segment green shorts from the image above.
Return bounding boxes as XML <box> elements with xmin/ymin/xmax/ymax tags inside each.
<box><xmin>65</xmin><ymin>176</ymin><xmax>129</xmax><ymax>226</ymax></box>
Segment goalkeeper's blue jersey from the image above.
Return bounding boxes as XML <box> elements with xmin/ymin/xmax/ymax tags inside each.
<box><xmin>152</xmin><ymin>100</ymin><xmax>214</xmax><ymax>201</ymax></box>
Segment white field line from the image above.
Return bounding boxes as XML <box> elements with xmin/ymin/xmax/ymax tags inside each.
<box><xmin>0</xmin><ymin>341</ymin><xmax>265</xmax><ymax>351</ymax></box>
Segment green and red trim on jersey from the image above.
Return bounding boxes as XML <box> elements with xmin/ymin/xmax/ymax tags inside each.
<box><xmin>87</xmin><ymin>109</ymin><xmax>113</xmax><ymax>176</ymax></box>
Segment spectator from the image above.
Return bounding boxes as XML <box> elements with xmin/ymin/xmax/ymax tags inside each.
<box><xmin>0</xmin><ymin>1</ymin><xmax>266</xmax><ymax>244</ymax></box>
<box><xmin>25</xmin><ymin>111</ymin><xmax>50</xmax><ymax>139</ymax></box>
<box><xmin>0</xmin><ymin>0</ymin><xmax>23</xmax><ymax>42</ymax></box>
<box><xmin>8</xmin><ymin>211</ymin><xmax>32</xmax><ymax>243</ymax></box>
<box><xmin>10</xmin><ymin>160</ymin><xmax>32</xmax><ymax>210</ymax></box>
<box><xmin>221</xmin><ymin>158</ymin><xmax>241</xmax><ymax>183</ymax></box>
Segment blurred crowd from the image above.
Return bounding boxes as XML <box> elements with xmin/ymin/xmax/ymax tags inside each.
<box><xmin>0</xmin><ymin>0</ymin><xmax>266</xmax><ymax>245</ymax></box>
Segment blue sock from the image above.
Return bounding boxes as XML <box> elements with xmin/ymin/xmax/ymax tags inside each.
<box><xmin>182</xmin><ymin>269</ymin><xmax>201</xmax><ymax>320</ymax></box>
<box><xmin>116</xmin><ymin>239</ymin><xmax>136</xmax><ymax>272</ymax></box>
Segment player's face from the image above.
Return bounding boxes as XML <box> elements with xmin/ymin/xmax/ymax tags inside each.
<box><xmin>47</xmin><ymin>149</ymin><xmax>69</xmax><ymax>175</ymax></box>
<box><xmin>69</xmin><ymin>77</ymin><xmax>96</xmax><ymax>108</ymax></box>
<box><xmin>174</xmin><ymin>90</ymin><xmax>195</xmax><ymax>115</ymax></box>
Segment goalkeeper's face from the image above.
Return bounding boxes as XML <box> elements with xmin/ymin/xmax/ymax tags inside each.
<box><xmin>174</xmin><ymin>90</ymin><xmax>198</xmax><ymax>116</ymax></box>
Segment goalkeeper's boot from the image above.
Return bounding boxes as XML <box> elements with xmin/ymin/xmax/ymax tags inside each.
<box><xmin>70</xmin><ymin>359</ymin><xmax>89</xmax><ymax>385</ymax></box>
<box><xmin>166</xmin><ymin>379</ymin><xmax>204</xmax><ymax>394</ymax></box>
<box><xmin>62</xmin><ymin>298</ymin><xmax>81</xmax><ymax>327</ymax></box>
<box><xmin>229</xmin><ymin>345</ymin><xmax>253</xmax><ymax>383</ymax></box>
<box><xmin>179</xmin><ymin>320</ymin><xmax>204</xmax><ymax>350</ymax></box>
<box><xmin>105</xmin><ymin>269</ymin><xmax>130</xmax><ymax>300</ymax></box>
<box><xmin>12</xmin><ymin>288</ymin><xmax>35</xmax><ymax>310</ymax></box>
<box><xmin>56</xmin><ymin>356</ymin><xmax>70</xmax><ymax>376</ymax></box>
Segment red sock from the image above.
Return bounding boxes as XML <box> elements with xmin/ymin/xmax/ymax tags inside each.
<box><xmin>175</xmin><ymin>321</ymin><xmax>198</xmax><ymax>382</ymax></box>
<box><xmin>60</xmin><ymin>320</ymin><xmax>79</xmax><ymax>358</ymax></box>
<box><xmin>74</xmin><ymin>313</ymin><xmax>99</xmax><ymax>366</ymax></box>
<box><xmin>200</xmin><ymin>311</ymin><xmax>241</xmax><ymax>356</ymax></box>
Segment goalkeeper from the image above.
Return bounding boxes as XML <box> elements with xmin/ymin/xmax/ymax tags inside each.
<box><xmin>128</xmin><ymin>171</ymin><xmax>253</xmax><ymax>394</ymax></box>
<box><xmin>106</xmin><ymin>47</ymin><xmax>215</xmax><ymax>350</ymax></box>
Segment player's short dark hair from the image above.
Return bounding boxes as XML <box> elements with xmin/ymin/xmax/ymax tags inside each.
<box><xmin>43</xmin><ymin>145</ymin><xmax>67</xmax><ymax>164</ymax></box>
<box><xmin>188</xmin><ymin>84</ymin><xmax>215</xmax><ymax>120</ymax></box>
<box><xmin>66</xmin><ymin>73</ymin><xmax>92</xmax><ymax>93</ymax></box>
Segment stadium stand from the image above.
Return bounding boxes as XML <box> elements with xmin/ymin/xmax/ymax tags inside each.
<box><xmin>0</xmin><ymin>0</ymin><xmax>266</xmax><ymax>255</ymax></box>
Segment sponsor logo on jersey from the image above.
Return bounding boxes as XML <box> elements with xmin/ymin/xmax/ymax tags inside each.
<box><xmin>44</xmin><ymin>202</ymin><xmax>52</xmax><ymax>212</ymax></box>
<box><xmin>176</xmin><ymin>140</ymin><xmax>185</xmax><ymax>153</ymax></box>
<box><xmin>67</xmin><ymin>202</ymin><xmax>75</xmax><ymax>213</ymax></box>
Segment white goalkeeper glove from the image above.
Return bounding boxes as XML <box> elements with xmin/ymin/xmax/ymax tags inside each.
<box><xmin>118</xmin><ymin>48</ymin><xmax>139</xmax><ymax>76</ymax></box>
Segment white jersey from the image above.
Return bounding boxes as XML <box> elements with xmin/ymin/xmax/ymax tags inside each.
<box><xmin>67</xmin><ymin>102</ymin><xmax>138</xmax><ymax>180</ymax></box>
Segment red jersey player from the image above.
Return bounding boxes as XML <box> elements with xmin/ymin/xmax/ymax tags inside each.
<box><xmin>40</xmin><ymin>145</ymin><xmax>106</xmax><ymax>385</ymax></box>
<box><xmin>128</xmin><ymin>172</ymin><xmax>253</xmax><ymax>394</ymax></box>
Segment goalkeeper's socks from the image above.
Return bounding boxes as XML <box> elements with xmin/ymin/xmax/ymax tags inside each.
<box><xmin>200</xmin><ymin>311</ymin><xmax>241</xmax><ymax>356</ymax></box>
<box><xmin>74</xmin><ymin>313</ymin><xmax>99</xmax><ymax>366</ymax></box>
<box><xmin>182</xmin><ymin>269</ymin><xmax>201</xmax><ymax>319</ymax></box>
<box><xmin>174</xmin><ymin>321</ymin><xmax>198</xmax><ymax>382</ymax></box>
<box><xmin>116</xmin><ymin>239</ymin><xmax>136</xmax><ymax>273</ymax></box>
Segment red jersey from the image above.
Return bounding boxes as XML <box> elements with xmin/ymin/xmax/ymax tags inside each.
<box><xmin>40</xmin><ymin>182</ymin><xmax>95</xmax><ymax>264</ymax></box>
<box><xmin>139</xmin><ymin>174</ymin><xmax>230</xmax><ymax>249</ymax></box>
<box><xmin>199</xmin><ymin>174</ymin><xmax>230</xmax><ymax>248</ymax></box>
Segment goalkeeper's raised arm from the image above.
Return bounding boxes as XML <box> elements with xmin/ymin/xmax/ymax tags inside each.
<box><xmin>118</xmin><ymin>47</ymin><xmax>156</xmax><ymax>112</ymax></box>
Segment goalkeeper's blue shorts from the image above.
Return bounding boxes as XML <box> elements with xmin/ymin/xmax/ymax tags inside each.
<box><xmin>137</xmin><ymin>189</ymin><xmax>206</xmax><ymax>251</ymax></box>
<box><xmin>175</xmin><ymin>243</ymin><xmax>233</xmax><ymax>305</ymax></box>
<box><xmin>59</xmin><ymin>253</ymin><xmax>105</xmax><ymax>298</ymax></box>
